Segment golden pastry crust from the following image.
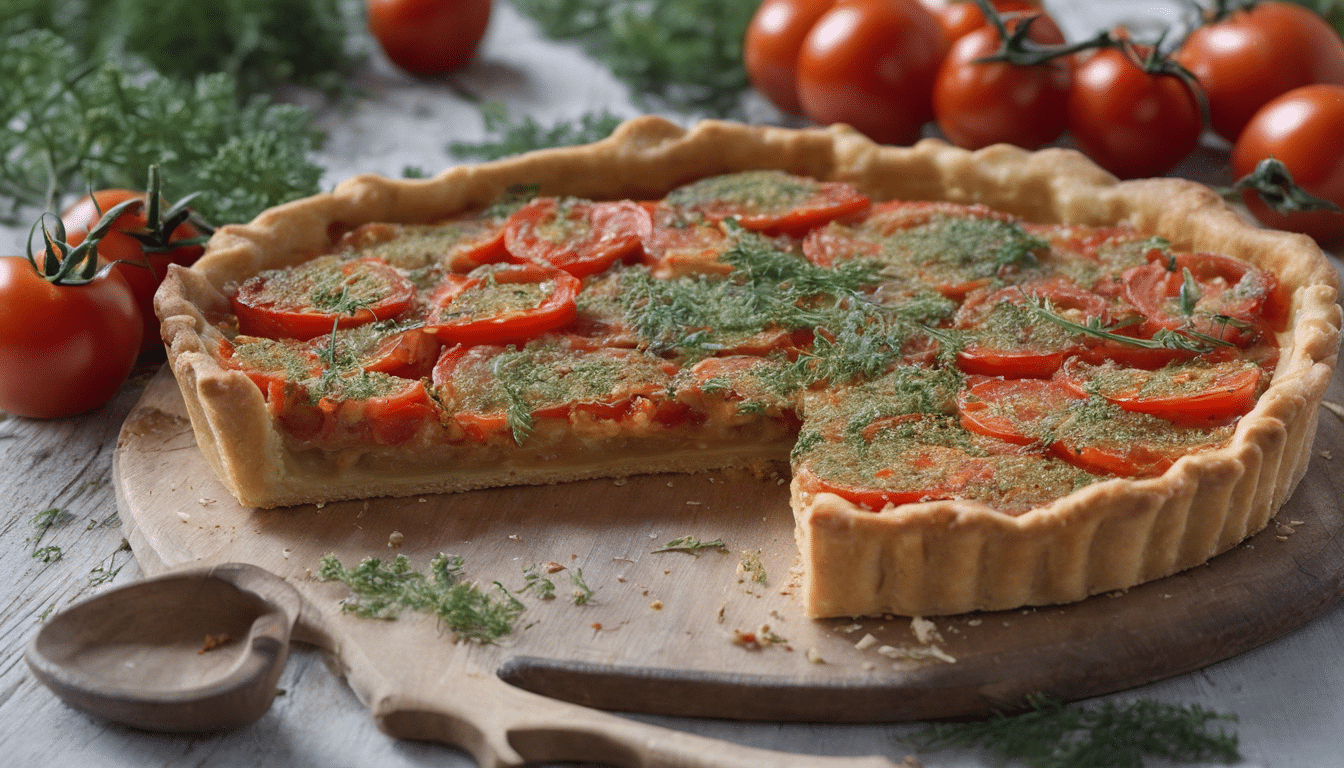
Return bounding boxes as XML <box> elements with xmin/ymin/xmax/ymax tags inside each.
<box><xmin>156</xmin><ymin>116</ymin><xmax>1342</xmax><ymax>617</ymax></box>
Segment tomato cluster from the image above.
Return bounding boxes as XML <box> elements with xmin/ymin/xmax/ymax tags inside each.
<box><xmin>0</xmin><ymin>170</ymin><xmax>209</xmax><ymax>419</ymax></box>
<box><xmin>745</xmin><ymin>0</ymin><xmax>1344</xmax><ymax>242</ymax></box>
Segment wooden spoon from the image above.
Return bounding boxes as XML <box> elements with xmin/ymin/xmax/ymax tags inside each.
<box><xmin>25</xmin><ymin>562</ymin><xmax>301</xmax><ymax>732</ymax></box>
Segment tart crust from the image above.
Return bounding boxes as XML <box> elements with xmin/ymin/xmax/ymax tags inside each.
<box><xmin>156</xmin><ymin>116</ymin><xmax>1342</xmax><ymax>617</ymax></box>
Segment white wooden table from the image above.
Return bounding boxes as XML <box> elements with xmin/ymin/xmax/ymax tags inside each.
<box><xmin>3</xmin><ymin>3</ymin><xmax>1343</xmax><ymax>766</ymax></box>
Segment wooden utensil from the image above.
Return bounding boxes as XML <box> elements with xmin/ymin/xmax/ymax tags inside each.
<box><xmin>25</xmin><ymin>562</ymin><xmax>301</xmax><ymax>732</ymax></box>
<box><xmin>24</xmin><ymin>563</ymin><xmax>903</xmax><ymax>767</ymax></box>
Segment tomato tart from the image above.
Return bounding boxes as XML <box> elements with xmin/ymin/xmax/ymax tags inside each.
<box><xmin>157</xmin><ymin>116</ymin><xmax>1341</xmax><ymax>618</ymax></box>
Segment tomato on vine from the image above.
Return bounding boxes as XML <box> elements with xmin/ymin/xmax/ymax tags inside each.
<box><xmin>1</xmin><ymin>202</ymin><xmax>145</xmax><ymax>418</ymax></box>
<box><xmin>61</xmin><ymin>167</ymin><xmax>211</xmax><ymax>354</ymax></box>
<box><xmin>1231</xmin><ymin>84</ymin><xmax>1344</xmax><ymax>245</ymax></box>
<box><xmin>932</xmin><ymin>3</ymin><xmax>1090</xmax><ymax>151</ymax></box>
<box><xmin>927</xmin><ymin>0</ymin><xmax>1061</xmax><ymax>44</ymax></box>
<box><xmin>367</xmin><ymin>0</ymin><xmax>493</xmax><ymax>75</ymax></box>
<box><xmin>795</xmin><ymin>0</ymin><xmax>949</xmax><ymax>146</ymax></box>
<box><xmin>1066</xmin><ymin>37</ymin><xmax>1202</xmax><ymax>179</ymax></box>
<box><xmin>1175</xmin><ymin>0</ymin><xmax>1344</xmax><ymax>142</ymax></box>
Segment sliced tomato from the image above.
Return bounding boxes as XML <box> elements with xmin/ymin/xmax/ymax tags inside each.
<box><xmin>217</xmin><ymin>336</ymin><xmax>324</xmax><ymax>396</ymax></box>
<box><xmin>954</xmin><ymin>277</ymin><xmax>1113</xmax><ymax>378</ymax></box>
<box><xmin>313</xmin><ymin>377</ymin><xmax>440</xmax><ymax>446</ymax></box>
<box><xmin>639</xmin><ymin>202</ymin><xmax>737</xmax><ymax>279</ymax></box>
<box><xmin>231</xmin><ymin>256</ymin><xmax>417</xmax><ymax>341</ymax></box>
<box><xmin>1055</xmin><ymin>356</ymin><xmax>1262</xmax><ymax>427</ymax></box>
<box><xmin>956</xmin><ymin>375</ymin><xmax>1081</xmax><ymax>445</ymax></box>
<box><xmin>803</xmin><ymin>199</ymin><xmax>1043</xmax><ymax>299</ymax></box>
<box><xmin>1121</xmin><ymin>251</ymin><xmax>1285</xmax><ymax>345</ymax></box>
<box><xmin>503</xmin><ymin>197</ymin><xmax>651</xmax><ymax>278</ymax></box>
<box><xmin>335</xmin><ymin>215</ymin><xmax>508</xmax><ymax>273</ymax></box>
<box><xmin>426</xmin><ymin>262</ymin><xmax>581</xmax><ymax>345</ymax></box>
<box><xmin>431</xmin><ymin>343</ymin><xmax>679</xmax><ymax>442</ymax></box>
<box><xmin>794</xmin><ymin>459</ymin><xmax>958</xmax><ymax>509</ymax></box>
<box><xmin>661</xmin><ymin>170</ymin><xmax>870</xmax><ymax>236</ymax></box>
<box><xmin>312</xmin><ymin>323</ymin><xmax>443</xmax><ymax>380</ymax></box>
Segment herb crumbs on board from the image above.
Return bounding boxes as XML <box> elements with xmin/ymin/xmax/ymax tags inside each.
<box><xmin>653</xmin><ymin>535</ymin><xmax>729</xmax><ymax>554</ymax></box>
<box><xmin>318</xmin><ymin>553</ymin><xmax>524</xmax><ymax>644</ymax></box>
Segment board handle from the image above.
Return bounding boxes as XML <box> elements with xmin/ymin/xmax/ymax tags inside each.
<box><xmin>374</xmin><ymin>675</ymin><xmax>912</xmax><ymax>768</ymax></box>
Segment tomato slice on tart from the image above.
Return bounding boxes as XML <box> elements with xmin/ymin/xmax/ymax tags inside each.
<box><xmin>662</xmin><ymin>170</ymin><xmax>870</xmax><ymax>236</ymax></box>
<box><xmin>217</xmin><ymin>336</ymin><xmax>325</xmax><ymax>399</ymax></box>
<box><xmin>953</xmin><ymin>278</ymin><xmax>1113</xmax><ymax>378</ymax></box>
<box><xmin>803</xmin><ymin>200</ymin><xmax>1047</xmax><ymax>299</ymax></box>
<box><xmin>639</xmin><ymin>202</ymin><xmax>737</xmax><ymax>279</ymax></box>
<box><xmin>311</xmin><ymin>322</ymin><xmax>443</xmax><ymax>381</ymax></box>
<box><xmin>1055</xmin><ymin>356</ymin><xmax>1264</xmax><ymax>427</ymax></box>
<box><xmin>431</xmin><ymin>342</ymin><xmax>680</xmax><ymax>442</ymax></box>
<box><xmin>1122</xmin><ymin>252</ymin><xmax>1286</xmax><ymax>345</ymax></box>
<box><xmin>334</xmin><ymin>215</ymin><xmax>508</xmax><ymax>273</ymax></box>
<box><xmin>503</xmin><ymin>197</ymin><xmax>651</xmax><ymax>278</ymax></box>
<box><xmin>288</xmin><ymin>375</ymin><xmax>439</xmax><ymax>447</ymax></box>
<box><xmin>231</xmin><ymin>256</ymin><xmax>417</xmax><ymax>341</ymax></box>
<box><xmin>957</xmin><ymin>376</ymin><xmax>1081</xmax><ymax>445</ymax></box>
<box><xmin>426</xmin><ymin>262</ymin><xmax>581</xmax><ymax>345</ymax></box>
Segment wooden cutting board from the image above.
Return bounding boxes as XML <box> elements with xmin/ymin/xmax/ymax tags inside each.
<box><xmin>114</xmin><ymin>364</ymin><xmax>1344</xmax><ymax>735</ymax></box>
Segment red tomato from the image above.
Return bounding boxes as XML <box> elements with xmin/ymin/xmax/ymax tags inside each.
<box><xmin>503</xmin><ymin>198</ymin><xmax>650</xmax><ymax>278</ymax></box>
<box><xmin>1067</xmin><ymin>44</ymin><xmax>1202</xmax><ymax>179</ymax></box>
<box><xmin>933</xmin><ymin>20</ymin><xmax>1073</xmax><ymax>150</ymax></box>
<box><xmin>1121</xmin><ymin>251</ymin><xmax>1284</xmax><ymax>345</ymax></box>
<box><xmin>1055</xmin><ymin>356</ymin><xmax>1262</xmax><ymax>427</ymax></box>
<box><xmin>426</xmin><ymin>263</ymin><xmax>580</xmax><ymax>345</ymax></box>
<box><xmin>62</xmin><ymin>189</ymin><xmax>205</xmax><ymax>354</ymax></box>
<box><xmin>929</xmin><ymin>0</ymin><xmax>1057</xmax><ymax>43</ymax></box>
<box><xmin>662</xmin><ymin>171</ymin><xmax>871</xmax><ymax>236</ymax></box>
<box><xmin>367</xmin><ymin>0</ymin><xmax>492</xmax><ymax>75</ymax></box>
<box><xmin>639</xmin><ymin>202</ymin><xmax>736</xmax><ymax>280</ymax></box>
<box><xmin>744</xmin><ymin>0</ymin><xmax>839</xmax><ymax>114</ymax></box>
<box><xmin>957</xmin><ymin>375</ymin><xmax>1079</xmax><ymax>444</ymax></box>
<box><xmin>0</xmin><ymin>256</ymin><xmax>142</xmax><ymax>418</ymax></box>
<box><xmin>1175</xmin><ymin>1</ymin><xmax>1344</xmax><ymax>142</ymax></box>
<box><xmin>1231</xmin><ymin>84</ymin><xmax>1344</xmax><ymax>245</ymax></box>
<box><xmin>795</xmin><ymin>0</ymin><xmax>949</xmax><ymax>146</ymax></box>
<box><xmin>231</xmin><ymin>257</ymin><xmax>418</xmax><ymax>341</ymax></box>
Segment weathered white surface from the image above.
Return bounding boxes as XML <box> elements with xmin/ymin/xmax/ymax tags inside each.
<box><xmin>2</xmin><ymin>3</ymin><xmax>1343</xmax><ymax>766</ymax></box>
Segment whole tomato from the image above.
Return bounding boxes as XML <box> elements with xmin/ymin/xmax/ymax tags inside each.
<box><xmin>929</xmin><ymin>0</ymin><xmax>1060</xmax><ymax>44</ymax></box>
<box><xmin>1232</xmin><ymin>84</ymin><xmax>1344</xmax><ymax>245</ymax></box>
<box><xmin>796</xmin><ymin>0</ymin><xmax>949</xmax><ymax>146</ymax></box>
<box><xmin>368</xmin><ymin>0</ymin><xmax>492</xmax><ymax>75</ymax></box>
<box><xmin>1067</xmin><ymin>43</ymin><xmax>1202</xmax><ymax>179</ymax></box>
<box><xmin>744</xmin><ymin>0</ymin><xmax>838</xmax><ymax>114</ymax></box>
<box><xmin>1</xmin><ymin>212</ymin><xmax>143</xmax><ymax>418</ymax></box>
<box><xmin>62</xmin><ymin>189</ymin><xmax>206</xmax><ymax>354</ymax></box>
<box><xmin>1176</xmin><ymin>1</ymin><xmax>1344</xmax><ymax>142</ymax></box>
<box><xmin>932</xmin><ymin>13</ymin><xmax>1072</xmax><ymax>150</ymax></box>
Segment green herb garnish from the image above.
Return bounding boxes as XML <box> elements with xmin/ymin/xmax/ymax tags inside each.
<box><xmin>1024</xmin><ymin>295</ymin><xmax>1233</xmax><ymax>354</ymax></box>
<box><xmin>319</xmin><ymin>553</ymin><xmax>525</xmax><ymax>644</ymax></box>
<box><xmin>0</xmin><ymin>24</ymin><xmax>323</xmax><ymax>222</ymax></box>
<box><xmin>654</xmin><ymin>535</ymin><xmax>728</xmax><ymax>554</ymax></box>
<box><xmin>520</xmin><ymin>564</ymin><xmax>557</xmax><ymax>600</ymax></box>
<box><xmin>569</xmin><ymin>568</ymin><xmax>595</xmax><ymax>605</ymax></box>
<box><xmin>906</xmin><ymin>694</ymin><xmax>1240</xmax><ymax>768</ymax></box>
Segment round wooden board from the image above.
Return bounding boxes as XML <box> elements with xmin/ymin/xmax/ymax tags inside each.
<box><xmin>114</xmin><ymin>365</ymin><xmax>1344</xmax><ymax>724</ymax></box>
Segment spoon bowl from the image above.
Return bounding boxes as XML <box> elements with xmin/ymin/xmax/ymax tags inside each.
<box><xmin>26</xmin><ymin>563</ymin><xmax>302</xmax><ymax>732</ymax></box>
